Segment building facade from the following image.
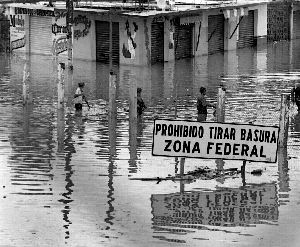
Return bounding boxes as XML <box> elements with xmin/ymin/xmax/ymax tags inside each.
<box><xmin>6</xmin><ymin>1</ymin><xmax>299</xmax><ymax>65</ymax></box>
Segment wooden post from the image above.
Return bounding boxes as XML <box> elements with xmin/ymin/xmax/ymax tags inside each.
<box><xmin>277</xmin><ymin>147</ymin><xmax>290</xmax><ymax>193</ymax></box>
<box><xmin>215</xmin><ymin>87</ymin><xmax>226</xmax><ymax>173</ymax></box>
<box><xmin>66</xmin><ymin>0</ymin><xmax>73</xmax><ymax>70</ymax></box>
<box><xmin>57</xmin><ymin>107</ymin><xmax>65</xmax><ymax>153</ymax></box>
<box><xmin>57</xmin><ymin>63</ymin><xmax>65</xmax><ymax>109</ymax></box>
<box><xmin>109</xmin><ymin>72</ymin><xmax>117</xmax><ymax>119</ymax></box>
<box><xmin>216</xmin><ymin>87</ymin><xmax>226</xmax><ymax>122</ymax></box>
<box><xmin>241</xmin><ymin>160</ymin><xmax>246</xmax><ymax>186</ymax></box>
<box><xmin>129</xmin><ymin>77</ymin><xmax>137</xmax><ymax>125</ymax></box>
<box><xmin>22</xmin><ymin>62</ymin><xmax>30</xmax><ymax>105</ymax></box>
<box><xmin>180</xmin><ymin>157</ymin><xmax>185</xmax><ymax>193</ymax></box>
<box><xmin>279</xmin><ymin>94</ymin><xmax>290</xmax><ymax>147</ymax></box>
<box><xmin>109</xmin><ymin>16</ymin><xmax>113</xmax><ymax>73</ymax></box>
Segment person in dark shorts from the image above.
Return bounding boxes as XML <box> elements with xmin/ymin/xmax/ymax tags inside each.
<box><xmin>291</xmin><ymin>83</ymin><xmax>300</xmax><ymax>112</ymax></box>
<box><xmin>137</xmin><ymin>87</ymin><xmax>146</xmax><ymax>116</ymax></box>
<box><xmin>197</xmin><ymin>87</ymin><xmax>215</xmax><ymax>122</ymax></box>
<box><xmin>74</xmin><ymin>82</ymin><xmax>90</xmax><ymax>111</ymax></box>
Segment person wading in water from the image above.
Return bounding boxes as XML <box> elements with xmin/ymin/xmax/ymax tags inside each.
<box><xmin>291</xmin><ymin>83</ymin><xmax>300</xmax><ymax>112</ymax></box>
<box><xmin>74</xmin><ymin>82</ymin><xmax>90</xmax><ymax>112</ymax></box>
<box><xmin>137</xmin><ymin>87</ymin><xmax>146</xmax><ymax>116</ymax></box>
<box><xmin>197</xmin><ymin>87</ymin><xmax>215</xmax><ymax>122</ymax></box>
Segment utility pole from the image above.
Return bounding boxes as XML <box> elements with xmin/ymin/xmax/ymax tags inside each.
<box><xmin>66</xmin><ymin>0</ymin><xmax>73</xmax><ymax>70</ymax></box>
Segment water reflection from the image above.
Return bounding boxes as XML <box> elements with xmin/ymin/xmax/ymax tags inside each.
<box><xmin>105</xmin><ymin>83</ymin><xmax>117</xmax><ymax>228</ymax></box>
<box><xmin>1</xmin><ymin>38</ymin><xmax>300</xmax><ymax>246</ymax></box>
<box><xmin>151</xmin><ymin>183</ymin><xmax>278</xmax><ymax>234</ymax></box>
<box><xmin>277</xmin><ymin>147</ymin><xmax>290</xmax><ymax>205</ymax></box>
<box><xmin>59</xmin><ymin>112</ymin><xmax>75</xmax><ymax>242</ymax></box>
<box><xmin>8</xmin><ymin>103</ymin><xmax>54</xmax><ymax>196</ymax></box>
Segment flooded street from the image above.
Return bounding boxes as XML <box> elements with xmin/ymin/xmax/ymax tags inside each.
<box><xmin>1</xmin><ymin>39</ymin><xmax>300</xmax><ymax>247</ymax></box>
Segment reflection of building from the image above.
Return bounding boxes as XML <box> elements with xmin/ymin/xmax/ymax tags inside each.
<box><xmin>151</xmin><ymin>183</ymin><xmax>278</xmax><ymax>228</ymax></box>
<box><xmin>7</xmin><ymin>1</ymin><xmax>300</xmax><ymax>65</ymax></box>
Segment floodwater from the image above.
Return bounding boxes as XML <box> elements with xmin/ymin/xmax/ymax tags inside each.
<box><xmin>1</xmin><ymin>40</ymin><xmax>300</xmax><ymax>247</ymax></box>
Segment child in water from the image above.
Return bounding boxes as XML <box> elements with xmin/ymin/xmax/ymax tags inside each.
<box><xmin>74</xmin><ymin>82</ymin><xmax>90</xmax><ymax>111</ymax></box>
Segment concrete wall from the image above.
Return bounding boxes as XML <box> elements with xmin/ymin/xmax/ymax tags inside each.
<box><xmin>249</xmin><ymin>3</ymin><xmax>267</xmax><ymax>46</ymax></box>
<box><xmin>120</xmin><ymin>18</ymin><xmax>149</xmax><ymax>66</ymax></box>
<box><xmin>224</xmin><ymin>11</ymin><xmax>238</xmax><ymax>52</ymax></box>
<box><xmin>9</xmin><ymin>7</ymin><xmax>26</xmax><ymax>53</ymax></box>
<box><xmin>267</xmin><ymin>2</ymin><xmax>291</xmax><ymax>41</ymax></box>
<box><xmin>73</xmin><ymin>12</ymin><xmax>95</xmax><ymax>61</ymax></box>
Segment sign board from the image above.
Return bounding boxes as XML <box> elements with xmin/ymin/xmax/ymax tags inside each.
<box><xmin>152</xmin><ymin>119</ymin><xmax>279</xmax><ymax>162</ymax></box>
<box><xmin>151</xmin><ymin>183</ymin><xmax>278</xmax><ymax>227</ymax></box>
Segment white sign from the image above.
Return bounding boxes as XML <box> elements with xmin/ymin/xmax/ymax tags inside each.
<box><xmin>152</xmin><ymin>119</ymin><xmax>279</xmax><ymax>162</ymax></box>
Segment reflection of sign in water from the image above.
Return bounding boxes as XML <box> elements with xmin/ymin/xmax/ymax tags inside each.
<box><xmin>11</xmin><ymin>36</ymin><xmax>25</xmax><ymax>50</ymax></box>
<box><xmin>152</xmin><ymin>119</ymin><xmax>279</xmax><ymax>162</ymax></box>
<box><xmin>151</xmin><ymin>183</ymin><xmax>278</xmax><ymax>227</ymax></box>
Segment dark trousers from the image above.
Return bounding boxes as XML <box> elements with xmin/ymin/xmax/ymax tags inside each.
<box><xmin>197</xmin><ymin>113</ymin><xmax>207</xmax><ymax>122</ymax></box>
<box><xmin>75</xmin><ymin>103</ymin><xmax>83</xmax><ymax>111</ymax></box>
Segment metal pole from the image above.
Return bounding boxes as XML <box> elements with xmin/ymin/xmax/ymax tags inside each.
<box><xmin>279</xmin><ymin>94</ymin><xmax>290</xmax><ymax>147</ymax></box>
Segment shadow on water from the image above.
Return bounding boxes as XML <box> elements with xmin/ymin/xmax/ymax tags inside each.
<box><xmin>58</xmin><ymin>111</ymin><xmax>76</xmax><ymax>243</ymax></box>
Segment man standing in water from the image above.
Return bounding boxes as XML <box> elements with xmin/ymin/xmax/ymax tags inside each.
<box><xmin>74</xmin><ymin>82</ymin><xmax>90</xmax><ymax>111</ymax></box>
<box><xmin>137</xmin><ymin>87</ymin><xmax>146</xmax><ymax>116</ymax></box>
<box><xmin>291</xmin><ymin>83</ymin><xmax>300</xmax><ymax>112</ymax></box>
<box><xmin>197</xmin><ymin>87</ymin><xmax>215</xmax><ymax>122</ymax></box>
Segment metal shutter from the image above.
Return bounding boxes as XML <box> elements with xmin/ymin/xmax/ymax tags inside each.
<box><xmin>238</xmin><ymin>10</ymin><xmax>255</xmax><ymax>49</ymax></box>
<box><xmin>208</xmin><ymin>15</ymin><xmax>224</xmax><ymax>55</ymax></box>
<box><xmin>29</xmin><ymin>16</ymin><xmax>52</xmax><ymax>55</ymax></box>
<box><xmin>95</xmin><ymin>21</ymin><xmax>119</xmax><ymax>64</ymax></box>
<box><xmin>0</xmin><ymin>20</ymin><xmax>10</xmax><ymax>52</ymax></box>
<box><xmin>151</xmin><ymin>22</ymin><xmax>164</xmax><ymax>64</ymax></box>
<box><xmin>294</xmin><ymin>10</ymin><xmax>300</xmax><ymax>39</ymax></box>
<box><xmin>174</xmin><ymin>24</ymin><xmax>193</xmax><ymax>60</ymax></box>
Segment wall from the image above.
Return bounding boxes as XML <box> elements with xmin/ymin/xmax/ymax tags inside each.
<box><xmin>224</xmin><ymin>9</ymin><xmax>238</xmax><ymax>51</ymax></box>
<box><xmin>73</xmin><ymin>11</ymin><xmax>95</xmax><ymax>61</ymax></box>
<box><xmin>9</xmin><ymin>7</ymin><xmax>26</xmax><ymax>53</ymax></box>
<box><xmin>267</xmin><ymin>2</ymin><xmax>291</xmax><ymax>41</ymax></box>
<box><xmin>120</xmin><ymin>17</ymin><xmax>148</xmax><ymax>66</ymax></box>
<box><xmin>52</xmin><ymin>8</ymin><xmax>68</xmax><ymax>60</ymax></box>
<box><xmin>250</xmin><ymin>3</ymin><xmax>267</xmax><ymax>46</ymax></box>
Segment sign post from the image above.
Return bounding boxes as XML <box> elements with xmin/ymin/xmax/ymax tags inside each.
<box><xmin>279</xmin><ymin>94</ymin><xmax>290</xmax><ymax>147</ymax></box>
